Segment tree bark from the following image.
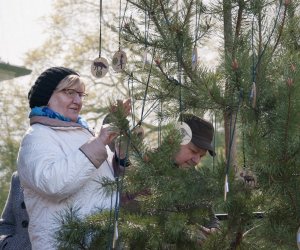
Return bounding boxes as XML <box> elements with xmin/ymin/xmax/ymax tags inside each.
<box><xmin>223</xmin><ymin>0</ymin><xmax>237</xmax><ymax>169</ymax></box>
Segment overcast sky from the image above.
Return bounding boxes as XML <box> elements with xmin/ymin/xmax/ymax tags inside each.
<box><xmin>0</xmin><ymin>0</ymin><xmax>218</xmax><ymax>71</ymax></box>
<box><xmin>0</xmin><ymin>0</ymin><xmax>52</xmax><ymax>66</ymax></box>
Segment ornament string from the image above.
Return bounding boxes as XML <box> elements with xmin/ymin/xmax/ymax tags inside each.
<box><xmin>111</xmin><ymin>175</ymin><xmax>120</xmax><ymax>249</ymax></box>
<box><xmin>253</xmin><ymin>1</ymin><xmax>282</xmax><ymax>73</ymax></box>
<box><xmin>118</xmin><ymin>0</ymin><xmax>122</xmax><ymax>50</ymax></box>
<box><xmin>138</xmin><ymin>4</ymin><xmax>154</xmax><ymax>125</ymax></box>
<box><xmin>194</xmin><ymin>0</ymin><xmax>201</xmax><ymax>45</ymax></box>
<box><xmin>101</xmin><ymin>161</ymin><xmax>116</xmax><ymax>250</ymax></box>
<box><xmin>96</xmin><ymin>0</ymin><xmax>115</xmax><ymax>246</ymax></box>
<box><xmin>120</xmin><ymin>0</ymin><xmax>129</xmax><ymax>31</ymax></box>
<box><xmin>132</xmin><ymin>78</ymin><xmax>181</xmax><ymax>131</ymax></box>
<box><xmin>110</xmin><ymin>131</ymin><xmax>132</xmax><ymax>249</ymax></box>
<box><xmin>99</xmin><ymin>0</ymin><xmax>103</xmax><ymax>58</ymax></box>
<box><xmin>118</xmin><ymin>0</ymin><xmax>129</xmax><ymax>50</ymax></box>
<box><xmin>133</xmin><ymin>82</ymin><xmax>179</xmax><ymax>130</ymax></box>
<box><xmin>128</xmin><ymin>72</ymin><xmax>136</xmax><ymax>126</ymax></box>
<box><xmin>251</xmin><ymin>16</ymin><xmax>256</xmax><ymax>84</ymax></box>
<box><xmin>108</xmin><ymin>67</ymin><xmax>157</xmax><ymax>247</ymax></box>
<box><xmin>112</xmin><ymin>0</ymin><xmax>128</xmax><ymax>73</ymax></box>
<box><xmin>91</xmin><ymin>0</ymin><xmax>108</xmax><ymax>78</ymax></box>
<box><xmin>242</xmin><ymin>122</ymin><xmax>246</xmax><ymax>170</ymax></box>
<box><xmin>158</xmin><ymin>100</ymin><xmax>163</xmax><ymax>146</ymax></box>
<box><xmin>179</xmin><ymin>69</ymin><xmax>183</xmax><ymax>121</ymax></box>
<box><xmin>224</xmin><ymin>90</ymin><xmax>243</xmax><ymax>201</ymax></box>
<box><xmin>107</xmin><ymin>188</ymin><xmax>115</xmax><ymax>249</ymax></box>
<box><xmin>212</xmin><ymin>113</ymin><xmax>216</xmax><ymax>172</ymax></box>
<box><xmin>140</xmin><ymin>47</ymin><xmax>156</xmax><ymax>124</ymax></box>
<box><xmin>144</xmin><ymin>7</ymin><xmax>149</xmax><ymax>49</ymax></box>
<box><xmin>176</xmin><ymin>34</ymin><xmax>184</xmax><ymax>121</ymax></box>
<box><xmin>250</xmin><ymin>16</ymin><xmax>256</xmax><ymax>108</ymax></box>
<box><xmin>250</xmin><ymin>2</ymin><xmax>282</xmax><ymax>107</ymax></box>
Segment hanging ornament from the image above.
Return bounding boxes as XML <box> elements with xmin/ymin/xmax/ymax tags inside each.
<box><xmin>143</xmin><ymin>48</ymin><xmax>152</xmax><ymax>69</ymax></box>
<box><xmin>154</xmin><ymin>57</ymin><xmax>161</xmax><ymax>66</ymax></box>
<box><xmin>91</xmin><ymin>57</ymin><xmax>109</xmax><ymax>78</ymax></box>
<box><xmin>112</xmin><ymin>0</ymin><xmax>128</xmax><ymax>73</ymax></box>
<box><xmin>286</xmin><ymin>77</ymin><xmax>293</xmax><ymax>87</ymax></box>
<box><xmin>112</xmin><ymin>50</ymin><xmax>127</xmax><ymax>72</ymax></box>
<box><xmin>224</xmin><ymin>174</ymin><xmax>229</xmax><ymax>201</ymax></box>
<box><xmin>192</xmin><ymin>46</ymin><xmax>198</xmax><ymax>71</ymax></box>
<box><xmin>250</xmin><ymin>82</ymin><xmax>256</xmax><ymax>108</ymax></box>
<box><xmin>176</xmin><ymin>121</ymin><xmax>192</xmax><ymax>145</ymax></box>
<box><xmin>112</xmin><ymin>221</ymin><xmax>119</xmax><ymax>249</ymax></box>
<box><xmin>232</xmin><ymin>58</ymin><xmax>239</xmax><ymax>71</ymax></box>
<box><xmin>290</xmin><ymin>63</ymin><xmax>296</xmax><ymax>73</ymax></box>
<box><xmin>91</xmin><ymin>0</ymin><xmax>108</xmax><ymax>78</ymax></box>
<box><xmin>143</xmin><ymin>153</ymin><xmax>150</xmax><ymax>163</ymax></box>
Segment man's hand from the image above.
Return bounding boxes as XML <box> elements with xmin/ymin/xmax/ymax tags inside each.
<box><xmin>195</xmin><ymin>225</ymin><xmax>219</xmax><ymax>246</ymax></box>
<box><xmin>199</xmin><ymin>225</ymin><xmax>218</xmax><ymax>236</ymax></box>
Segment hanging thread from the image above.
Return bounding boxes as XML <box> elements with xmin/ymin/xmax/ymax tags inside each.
<box><xmin>250</xmin><ymin>2</ymin><xmax>283</xmax><ymax>107</ymax></box>
<box><xmin>99</xmin><ymin>0</ymin><xmax>102</xmax><ymax>58</ymax></box>
<box><xmin>140</xmin><ymin>47</ymin><xmax>156</xmax><ymax>125</ymax></box>
<box><xmin>112</xmin><ymin>0</ymin><xmax>128</xmax><ymax>72</ymax></box>
<box><xmin>224</xmin><ymin>90</ymin><xmax>243</xmax><ymax>201</ymax></box>
<box><xmin>110</xmin><ymin>130</ymin><xmax>132</xmax><ymax>249</ymax></box>
<box><xmin>192</xmin><ymin>0</ymin><xmax>201</xmax><ymax>70</ymax></box>
<box><xmin>212</xmin><ymin>113</ymin><xmax>216</xmax><ymax>172</ymax></box>
<box><xmin>158</xmin><ymin>100</ymin><xmax>163</xmax><ymax>146</ymax></box>
<box><xmin>128</xmin><ymin>72</ymin><xmax>135</xmax><ymax>126</ymax></box>
<box><xmin>91</xmin><ymin>0</ymin><xmax>109</xmax><ymax>78</ymax></box>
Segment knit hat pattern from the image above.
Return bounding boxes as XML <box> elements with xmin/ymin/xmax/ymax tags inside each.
<box><xmin>28</xmin><ymin>67</ymin><xmax>79</xmax><ymax>108</ymax></box>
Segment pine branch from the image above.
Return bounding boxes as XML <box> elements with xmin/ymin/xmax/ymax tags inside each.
<box><xmin>283</xmin><ymin>86</ymin><xmax>292</xmax><ymax>160</ymax></box>
<box><xmin>271</xmin><ymin>3</ymin><xmax>288</xmax><ymax>55</ymax></box>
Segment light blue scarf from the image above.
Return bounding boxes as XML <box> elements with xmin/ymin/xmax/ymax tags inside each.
<box><xmin>29</xmin><ymin>107</ymin><xmax>89</xmax><ymax>129</ymax></box>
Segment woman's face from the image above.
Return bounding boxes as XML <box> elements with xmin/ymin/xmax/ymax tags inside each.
<box><xmin>48</xmin><ymin>84</ymin><xmax>85</xmax><ymax>122</ymax></box>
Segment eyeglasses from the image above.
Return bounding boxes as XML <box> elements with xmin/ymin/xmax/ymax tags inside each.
<box><xmin>61</xmin><ymin>89</ymin><xmax>88</xmax><ymax>99</ymax></box>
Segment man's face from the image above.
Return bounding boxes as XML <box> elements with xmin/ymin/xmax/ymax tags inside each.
<box><xmin>174</xmin><ymin>142</ymin><xmax>207</xmax><ymax>168</ymax></box>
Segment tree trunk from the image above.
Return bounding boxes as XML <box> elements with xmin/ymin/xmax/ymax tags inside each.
<box><xmin>223</xmin><ymin>0</ymin><xmax>237</xmax><ymax>170</ymax></box>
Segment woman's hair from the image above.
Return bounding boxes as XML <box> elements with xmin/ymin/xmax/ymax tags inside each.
<box><xmin>28</xmin><ymin>67</ymin><xmax>80</xmax><ymax>108</ymax></box>
<box><xmin>55</xmin><ymin>75</ymin><xmax>85</xmax><ymax>91</ymax></box>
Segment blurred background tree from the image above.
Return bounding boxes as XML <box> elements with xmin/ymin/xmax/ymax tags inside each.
<box><xmin>0</xmin><ymin>83</ymin><xmax>29</xmax><ymax>210</ymax></box>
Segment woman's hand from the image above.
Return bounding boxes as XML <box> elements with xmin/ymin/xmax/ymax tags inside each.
<box><xmin>98</xmin><ymin>124</ymin><xmax>119</xmax><ymax>145</ymax></box>
<box><xmin>110</xmin><ymin>98</ymin><xmax>131</xmax><ymax>117</ymax></box>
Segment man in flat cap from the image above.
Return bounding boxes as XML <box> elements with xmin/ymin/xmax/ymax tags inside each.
<box><xmin>175</xmin><ymin>113</ymin><xmax>215</xmax><ymax>169</ymax></box>
<box><xmin>121</xmin><ymin>113</ymin><xmax>219</xmax><ymax>246</ymax></box>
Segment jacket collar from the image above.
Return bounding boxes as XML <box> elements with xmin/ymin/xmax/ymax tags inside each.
<box><xmin>30</xmin><ymin>116</ymin><xmax>94</xmax><ymax>135</ymax></box>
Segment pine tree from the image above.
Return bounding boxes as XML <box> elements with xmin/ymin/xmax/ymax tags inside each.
<box><xmin>50</xmin><ymin>0</ymin><xmax>300</xmax><ymax>249</ymax></box>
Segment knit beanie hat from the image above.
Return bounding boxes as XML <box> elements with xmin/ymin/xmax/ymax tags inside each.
<box><xmin>28</xmin><ymin>67</ymin><xmax>79</xmax><ymax>108</ymax></box>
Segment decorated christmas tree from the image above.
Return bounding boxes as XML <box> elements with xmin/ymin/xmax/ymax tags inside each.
<box><xmin>55</xmin><ymin>0</ymin><xmax>300</xmax><ymax>249</ymax></box>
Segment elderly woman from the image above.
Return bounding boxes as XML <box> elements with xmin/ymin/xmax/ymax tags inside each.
<box><xmin>17</xmin><ymin>67</ymin><xmax>129</xmax><ymax>250</ymax></box>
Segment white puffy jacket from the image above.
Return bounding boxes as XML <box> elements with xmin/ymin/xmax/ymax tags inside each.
<box><xmin>17</xmin><ymin>117</ymin><xmax>117</xmax><ymax>250</ymax></box>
